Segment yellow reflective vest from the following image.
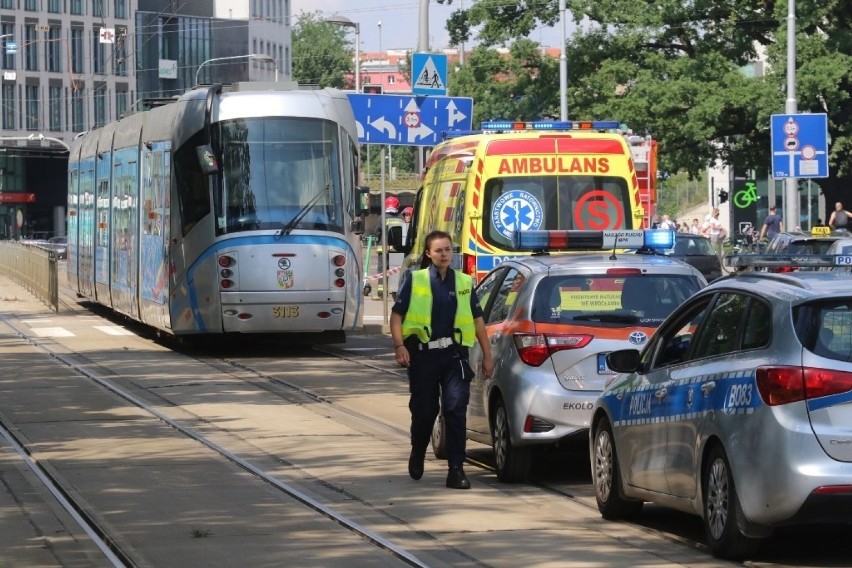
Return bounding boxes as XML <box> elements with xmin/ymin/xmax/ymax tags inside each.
<box><xmin>401</xmin><ymin>268</ymin><xmax>476</xmax><ymax>347</ymax></box>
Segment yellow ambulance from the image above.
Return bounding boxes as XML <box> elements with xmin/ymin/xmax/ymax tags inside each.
<box><xmin>395</xmin><ymin>120</ymin><xmax>647</xmax><ymax>281</ymax></box>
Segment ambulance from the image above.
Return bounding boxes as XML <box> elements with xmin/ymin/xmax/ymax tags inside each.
<box><xmin>394</xmin><ymin>120</ymin><xmax>653</xmax><ymax>282</ymax></box>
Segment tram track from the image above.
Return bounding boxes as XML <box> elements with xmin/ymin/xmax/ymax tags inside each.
<box><xmin>0</xmin><ymin>316</ymin><xmax>438</xmax><ymax>567</ymax></box>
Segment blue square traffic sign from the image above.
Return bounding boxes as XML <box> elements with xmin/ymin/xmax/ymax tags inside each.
<box><xmin>411</xmin><ymin>52</ymin><xmax>447</xmax><ymax>96</ymax></box>
<box><xmin>771</xmin><ymin>113</ymin><xmax>829</xmax><ymax>178</ymax></box>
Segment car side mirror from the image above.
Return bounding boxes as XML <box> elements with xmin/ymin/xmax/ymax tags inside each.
<box><xmin>606</xmin><ymin>349</ymin><xmax>642</xmax><ymax>373</ymax></box>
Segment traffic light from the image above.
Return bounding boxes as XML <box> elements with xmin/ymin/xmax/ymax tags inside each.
<box><xmin>718</xmin><ymin>190</ymin><xmax>729</xmax><ymax>204</ymax></box>
<box><xmin>362</xmin><ymin>84</ymin><xmax>383</xmax><ymax>94</ymax></box>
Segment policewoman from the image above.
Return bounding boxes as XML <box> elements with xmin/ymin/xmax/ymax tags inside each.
<box><xmin>390</xmin><ymin>230</ymin><xmax>494</xmax><ymax>489</ymax></box>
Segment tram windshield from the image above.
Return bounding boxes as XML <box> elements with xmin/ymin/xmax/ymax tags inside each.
<box><xmin>214</xmin><ymin>117</ymin><xmax>344</xmax><ymax>235</ymax></box>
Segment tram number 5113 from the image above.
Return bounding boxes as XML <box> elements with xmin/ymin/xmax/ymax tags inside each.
<box><xmin>272</xmin><ymin>306</ymin><xmax>300</xmax><ymax>318</ymax></box>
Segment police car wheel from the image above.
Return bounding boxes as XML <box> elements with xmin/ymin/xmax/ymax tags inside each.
<box><xmin>592</xmin><ymin>416</ymin><xmax>643</xmax><ymax>520</ymax></box>
<box><xmin>491</xmin><ymin>398</ymin><xmax>532</xmax><ymax>483</ymax></box>
<box><xmin>702</xmin><ymin>445</ymin><xmax>762</xmax><ymax>559</ymax></box>
<box><xmin>431</xmin><ymin>412</ymin><xmax>447</xmax><ymax>460</ymax></box>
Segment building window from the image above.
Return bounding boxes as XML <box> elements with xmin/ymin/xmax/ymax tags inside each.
<box><xmin>92</xmin><ymin>31</ymin><xmax>106</xmax><ymax>74</ymax></box>
<box><xmin>26</xmin><ymin>85</ymin><xmax>39</xmax><ymax>131</ymax></box>
<box><xmin>115</xmin><ymin>89</ymin><xmax>127</xmax><ymax>118</ymax></box>
<box><xmin>25</xmin><ymin>0</ymin><xmax>38</xmax><ymax>11</ymax></box>
<box><xmin>70</xmin><ymin>0</ymin><xmax>83</xmax><ymax>15</ymax></box>
<box><xmin>0</xmin><ymin>24</ymin><xmax>13</xmax><ymax>70</ymax></box>
<box><xmin>92</xmin><ymin>0</ymin><xmax>104</xmax><ymax>16</ymax></box>
<box><xmin>48</xmin><ymin>0</ymin><xmax>61</xmax><ymax>12</ymax></box>
<box><xmin>0</xmin><ymin>0</ymin><xmax>14</xmax><ymax>8</ymax></box>
<box><xmin>47</xmin><ymin>28</ymin><xmax>62</xmax><ymax>72</ymax></box>
<box><xmin>114</xmin><ymin>32</ymin><xmax>126</xmax><ymax>76</ymax></box>
<box><xmin>71</xmin><ymin>88</ymin><xmax>85</xmax><ymax>131</ymax></box>
<box><xmin>2</xmin><ymin>84</ymin><xmax>15</xmax><ymax>129</ymax></box>
<box><xmin>114</xmin><ymin>0</ymin><xmax>126</xmax><ymax>19</ymax></box>
<box><xmin>71</xmin><ymin>28</ymin><xmax>85</xmax><ymax>73</ymax></box>
<box><xmin>49</xmin><ymin>86</ymin><xmax>62</xmax><ymax>131</ymax></box>
<box><xmin>94</xmin><ymin>88</ymin><xmax>106</xmax><ymax>127</ymax></box>
<box><xmin>25</xmin><ymin>25</ymin><xmax>39</xmax><ymax>71</ymax></box>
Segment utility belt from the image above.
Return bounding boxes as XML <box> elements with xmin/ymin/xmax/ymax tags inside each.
<box><xmin>411</xmin><ymin>336</ymin><xmax>454</xmax><ymax>351</ymax></box>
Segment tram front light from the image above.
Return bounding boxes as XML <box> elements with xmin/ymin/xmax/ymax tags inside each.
<box><xmin>334</xmin><ymin>278</ymin><xmax>345</xmax><ymax>288</ymax></box>
<box><xmin>220</xmin><ymin>279</ymin><xmax>234</xmax><ymax>289</ymax></box>
<box><xmin>335</xmin><ymin>267</ymin><xmax>345</xmax><ymax>277</ymax></box>
<box><xmin>332</xmin><ymin>254</ymin><xmax>346</xmax><ymax>267</ymax></box>
<box><xmin>220</xmin><ymin>268</ymin><xmax>233</xmax><ymax>278</ymax></box>
<box><xmin>218</xmin><ymin>255</ymin><xmax>235</xmax><ymax>268</ymax></box>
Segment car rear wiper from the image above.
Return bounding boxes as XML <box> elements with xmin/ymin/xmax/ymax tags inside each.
<box><xmin>278</xmin><ymin>184</ymin><xmax>330</xmax><ymax>237</ymax></box>
<box><xmin>571</xmin><ymin>313</ymin><xmax>640</xmax><ymax>324</ymax></box>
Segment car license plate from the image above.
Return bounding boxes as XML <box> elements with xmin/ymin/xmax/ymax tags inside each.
<box><xmin>597</xmin><ymin>352</ymin><xmax>615</xmax><ymax>374</ymax></box>
<box><xmin>272</xmin><ymin>306</ymin><xmax>300</xmax><ymax>318</ymax></box>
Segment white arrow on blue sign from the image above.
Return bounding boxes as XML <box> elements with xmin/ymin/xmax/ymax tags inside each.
<box><xmin>771</xmin><ymin>113</ymin><xmax>829</xmax><ymax>179</ymax></box>
<box><xmin>347</xmin><ymin>93</ymin><xmax>473</xmax><ymax>147</ymax></box>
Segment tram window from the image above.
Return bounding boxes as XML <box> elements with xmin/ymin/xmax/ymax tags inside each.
<box><xmin>174</xmin><ymin>132</ymin><xmax>211</xmax><ymax>235</ymax></box>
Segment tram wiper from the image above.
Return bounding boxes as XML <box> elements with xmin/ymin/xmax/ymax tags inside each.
<box><xmin>278</xmin><ymin>184</ymin><xmax>330</xmax><ymax>237</ymax></box>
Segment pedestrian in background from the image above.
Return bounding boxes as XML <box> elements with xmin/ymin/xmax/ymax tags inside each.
<box><xmin>759</xmin><ymin>205</ymin><xmax>783</xmax><ymax>242</ymax></box>
<box><xmin>689</xmin><ymin>218</ymin><xmax>701</xmax><ymax>235</ymax></box>
<box><xmin>829</xmin><ymin>202</ymin><xmax>849</xmax><ymax>231</ymax></box>
<box><xmin>390</xmin><ymin>230</ymin><xmax>494</xmax><ymax>490</ymax></box>
<box><xmin>705</xmin><ymin>208</ymin><xmax>727</xmax><ymax>263</ymax></box>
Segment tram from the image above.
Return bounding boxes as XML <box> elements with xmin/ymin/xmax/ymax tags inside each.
<box><xmin>67</xmin><ymin>82</ymin><xmax>367</xmax><ymax>341</ymax></box>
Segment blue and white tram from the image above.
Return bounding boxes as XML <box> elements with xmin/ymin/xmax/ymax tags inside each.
<box><xmin>67</xmin><ymin>82</ymin><xmax>367</xmax><ymax>341</ymax></box>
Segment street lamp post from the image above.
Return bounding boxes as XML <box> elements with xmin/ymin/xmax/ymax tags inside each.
<box><xmin>325</xmin><ymin>15</ymin><xmax>361</xmax><ymax>93</ymax></box>
<box><xmin>559</xmin><ymin>0</ymin><xmax>568</xmax><ymax>121</ymax></box>
<box><xmin>195</xmin><ymin>53</ymin><xmax>274</xmax><ymax>86</ymax></box>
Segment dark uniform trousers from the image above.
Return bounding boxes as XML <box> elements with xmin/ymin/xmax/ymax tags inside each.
<box><xmin>407</xmin><ymin>345</ymin><xmax>470</xmax><ymax>468</ymax></box>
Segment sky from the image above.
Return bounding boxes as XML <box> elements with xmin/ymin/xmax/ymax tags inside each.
<box><xmin>289</xmin><ymin>0</ymin><xmax>567</xmax><ymax>53</ymax></box>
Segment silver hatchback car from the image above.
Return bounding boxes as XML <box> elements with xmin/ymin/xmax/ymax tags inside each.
<box><xmin>592</xmin><ymin>263</ymin><xmax>852</xmax><ymax>559</ymax></box>
<box><xmin>432</xmin><ymin>230</ymin><xmax>706</xmax><ymax>482</ymax></box>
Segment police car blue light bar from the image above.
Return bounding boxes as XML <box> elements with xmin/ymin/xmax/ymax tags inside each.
<box><xmin>724</xmin><ymin>254</ymin><xmax>851</xmax><ymax>268</ymax></box>
<box><xmin>512</xmin><ymin>229</ymin><xmax>675</xmax><ymax>252</ymax></box>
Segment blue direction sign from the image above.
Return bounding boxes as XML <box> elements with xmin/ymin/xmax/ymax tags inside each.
<box><xmin>347</xmin><ymin>93</ymin><xmax>473</xmax><ymax>147</ymax></box>
<box><xmin>771</xmin><ymin>113</ymin><xmax>829</xmax><ymax>178</ymax></box>
<box><xmin>411</xmin><ymin>52</ymin><xmax>447</xmax><ymax>96</ymax></box>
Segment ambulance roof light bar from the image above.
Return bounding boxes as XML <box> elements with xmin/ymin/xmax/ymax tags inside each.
<box><xmin>512</xmin><ymin>229</ymin><xmax>675</xmax><ymax>253</ymax></box>
<box><xmin>481</xmin><ymin>120</ymin><xmax>620</xmax><ymax>131</ymax></box>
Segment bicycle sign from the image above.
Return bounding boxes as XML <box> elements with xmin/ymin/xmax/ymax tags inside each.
<box><xmin>733</xmin><ymin>181</ymin><xmax>759</xmax><ymax>209</ymax></box>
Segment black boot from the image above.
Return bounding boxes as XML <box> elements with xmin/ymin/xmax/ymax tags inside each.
<box><xmin>446</xmin><ymin>466</ymin><xmax>471</xmax><ymax>489</ymax></box>
<box><xmin>408</xmin><ymin>446</ymin><xmax>426</xmax><ymax>480</ymax></box>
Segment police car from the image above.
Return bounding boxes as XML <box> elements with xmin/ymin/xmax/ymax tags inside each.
<box><xmin>431</xmin><ymin>229</ymin><xmax>706</xmax><ymax>482</ymax></box>
<box><xmin>591</xmin><ymin>253</ymin><xmax>852</xmax><ymax>559</ymax></box>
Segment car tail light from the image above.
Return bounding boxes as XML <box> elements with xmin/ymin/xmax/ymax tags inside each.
<box><xmin>513</xmin><ymin>333</ymin><xmax>594</xmax><ymax>367</ymax></box>
<box><xmin>756</xmin><ymin>366</ymin><xmax>852</xmax><ymax>406</ymax></box>
<box><xmin>463</xmin><ymin>253</ymin><xmax>477</xmax><ymax>276</ymax></box>
<box><xmin>606</xmin><ymin>268</ymin><xmax>642</xmax><ymax>276</ymax></box>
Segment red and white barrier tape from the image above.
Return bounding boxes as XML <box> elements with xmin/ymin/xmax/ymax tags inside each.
<box><xmin>364</xmin><ymin>266</ymin><xmax>404</xmax><ymax>281</ymax></box>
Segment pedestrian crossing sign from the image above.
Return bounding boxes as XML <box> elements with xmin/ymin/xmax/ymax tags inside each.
<box><xmin>412</xmin><ymin>52</ymin><xmax>447</xmax><ymax>96</ymax></box>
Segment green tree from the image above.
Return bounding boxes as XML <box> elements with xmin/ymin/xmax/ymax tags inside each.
<box><xmin>450</xmin><ymin>39</ymin><xmax>560</xmax><ymax>125</ymax></box>
<box><xmin>291</xmin><ymin>12</ymin><xmax>355</xmax><ymax>88</ymax></box>
<box><xmin>438</xmin><ymin>0</ymin><xmax>852</xmax><ymax>201</ymax></box>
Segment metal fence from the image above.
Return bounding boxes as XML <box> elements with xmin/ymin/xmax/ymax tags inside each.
<box><xmin>0</xmin><ymin>241</ymin><xmax>58</xmax><ymax>312</ymax></box>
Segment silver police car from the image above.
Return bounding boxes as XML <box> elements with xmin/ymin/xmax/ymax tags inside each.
<box><xmin>432</xmin><ymin>230</ymin><xmax>706</xmax><ymax>482</ymax></box>
<box><xmin>592</xmin><ymin>257</ymin><xmax>852</xmax><ymax>559</ymax></box>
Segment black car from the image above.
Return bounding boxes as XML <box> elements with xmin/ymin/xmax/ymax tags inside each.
<box><xmin>638</xmin><ymin>234</ymin><xmax>722</xmax><ymax>282</ymax></box>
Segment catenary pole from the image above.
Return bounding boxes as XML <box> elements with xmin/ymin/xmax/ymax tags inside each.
<box><xmin>784</xmin><ymin>0</ymin><xmax>798</xmax><ymax>230</ymax></box>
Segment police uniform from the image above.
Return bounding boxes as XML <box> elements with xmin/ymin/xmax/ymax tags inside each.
<box><xmin>392</xmin><ymin>265</ymin><xmax>483</xmax><ymax>471</ymax></box>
